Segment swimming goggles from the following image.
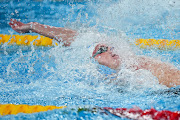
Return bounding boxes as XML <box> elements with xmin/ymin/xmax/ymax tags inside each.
<box><xmin>93</xmin><ymin>46</ymin><xmax>108</xmax><ymax>58</ymax></box>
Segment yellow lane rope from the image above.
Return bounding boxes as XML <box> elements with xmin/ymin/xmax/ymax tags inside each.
<box><xmin>0</xmin><ymin>34</ymin><xmax>180</xmax><ymax>49</ymax></box>
<box><xmin>0</xmin><ymin>34</ymin><xmax>58</xmax><ymax>46</ymax></box>
<box><xmin>0</xmin><ymin>104</ymin><xmax>66</xmax><ymax>116</ymax></box>
<box><xmin>135</xmin><ymin>38</ymin><xmax>180</xmax><ymax>49</ymax></box>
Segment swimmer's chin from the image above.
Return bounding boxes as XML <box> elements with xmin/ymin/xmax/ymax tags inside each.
<box><xmin>109</xmin><ymin>62</ymin><xmax>121</xmax><ymax>70</ymax></box>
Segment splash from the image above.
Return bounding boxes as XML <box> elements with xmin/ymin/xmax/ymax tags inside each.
<box><xmin>0</xmin><ymin>2</ymin><xmax>179</xmax><ymax>119</ymax></box>
<box><xmin>94</xmin><ymin>0</ymin><xmax>179</xmax><ymax>39</ymax></box>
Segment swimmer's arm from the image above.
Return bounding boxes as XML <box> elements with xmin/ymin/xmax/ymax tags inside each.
<box><xmin>30</xmin><ymin>22</ymin><xmax>77</xmax><ymax>46</ymax></box>
<box><xmin>140</xmin><ymin>57</ymin><xmax>180</xmax><ymax>87</ymax></box>
<box><xmin>9</xmin><ymin>19</ymin><xmax>77</xmax><ymax>46</ymax></box>
<box><xmin>157</xmin><ymin>64</ymin><xmax>180</xmax><ymax>88</ymax></box>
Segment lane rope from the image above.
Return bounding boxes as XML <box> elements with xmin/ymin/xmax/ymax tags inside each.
<box><xmin>0</xmin><ymin>104</ymin><xmax>180</xmax><ymax>120</ymax></box>
<box><xmin>0</xmin><ymin>104</ymin><xmax>66</xmax><ymax>116</ymax></box>
<box><xmin>1</xmin><ymin>34</ymin><xmax>180</xmax><ymax>49</ymax></box>
<box><xmin>135</xmin><ymin>38</ymin><xmax>180</xmax><ymax>50</ymax></box>
<box><xmin>0</xmin><ymin>34</ymin><xmax>58</xmax><ymax>46</ymax></box>
<box><xmin>104</xmin><ymin>107</ymin><xmax>180</xmax><ymax>120</ymax></box>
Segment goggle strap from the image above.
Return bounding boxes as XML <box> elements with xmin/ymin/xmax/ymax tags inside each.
<box><xmin>93</xmin><ymin>51</ymin><xmax>101</xmax><ymax>58</ymax></box>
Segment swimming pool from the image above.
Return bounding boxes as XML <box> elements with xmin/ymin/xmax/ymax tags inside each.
<box><xmin>0</xmin><ymin>0</ymin><xmax>180</xmax><ymax>119</ymax></box>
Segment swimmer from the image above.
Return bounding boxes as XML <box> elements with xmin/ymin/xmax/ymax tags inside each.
<box><xmin>9</xmin><ymin>19</ymin><xmax>180</xmax><ymax>88</ymax></box>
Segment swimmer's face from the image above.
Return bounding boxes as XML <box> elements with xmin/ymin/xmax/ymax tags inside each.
<box><xmin>92</xmin><ymin>44</ymin><xmax>121</xmax><ymax>69</ymax></box>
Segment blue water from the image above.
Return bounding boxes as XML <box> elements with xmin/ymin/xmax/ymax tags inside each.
<box><xmin>0</xmin><ymin>0</ymin><xmax>180</xmax><ymax>119</ymax></box>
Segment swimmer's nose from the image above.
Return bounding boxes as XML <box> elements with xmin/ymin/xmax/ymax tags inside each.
<box><xmin>108</xmin><ymin>47</ymin><xmax>114</xmax><ymax>54</ymax></box>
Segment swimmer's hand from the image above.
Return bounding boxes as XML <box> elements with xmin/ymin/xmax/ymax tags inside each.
<box><xmin>9</xmin><ymin>19</ymin><xmax>32</xmax><ymax>33</ymax></box>
<box><xmin>9</xmin><ymin>19</ymin><xmax>77</xmax><ymax>46</ymax></box>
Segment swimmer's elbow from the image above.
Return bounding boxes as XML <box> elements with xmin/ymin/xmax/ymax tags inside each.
<box><xmin>54</xmin><ymin>32</ymin><xmax>77</xmax><ymax>46</ymax></box>
<box><xmin>166</xmin><ymin>71</ymin><xmax>180</xmax><ymax>88</ymax></box>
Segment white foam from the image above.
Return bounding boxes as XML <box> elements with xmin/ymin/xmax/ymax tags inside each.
<box><xmin>94</xmin><ymin>0</ymin><xmax>180</xmax><ymax>33</ymax></box>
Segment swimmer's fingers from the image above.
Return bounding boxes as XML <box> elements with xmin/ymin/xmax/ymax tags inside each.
<box><xmin>9</xmin><ymin>22</ymin><xmax>14</xmax><ymax>28</ymax></box>
<box><xmin>9</xmin><ymin>19</ymin><xmax>16</xmax><ymax>28</ymax></box>
<box><xmin>10</xmin><ymin>19</ymin><xmax>23</xmax><ymax>26</ymax></box>
<box><xmin>9</xmin><ymin>19</ymin><xmax>30</xmax><ymax>33</ymax></box>
<box><xmin>9</xmin><ymin>22</ymin><xmax>22</xmax><ymax>33</ymax></box>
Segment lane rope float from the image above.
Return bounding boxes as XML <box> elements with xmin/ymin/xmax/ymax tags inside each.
<box><xmin>0</xmin><ymin>34</ymin><xmax>58</xmax><ymax>46</ymax></box>
<box><xmin>1</xmin><ymin>34</ymin><xmax>180</xmax><ymax>50</ymax></box>
<box><xmin>0</xmin><ymin>104</ymin><xmax>66</xmax><ymax>116</ymax></box>
<box><xmin>104</xmin><ymin>107</ymin><xmax>180</xmax><ymax>120</ymax></box>
<box><xmin>0</xmin><ymin>104</ymin><xmax>180</xmax><ymax>120</ymax></box>
<box><xmin>135</xmin><ymin>38</ymin><xmax>180</xmax><ymax>50</ymax></box>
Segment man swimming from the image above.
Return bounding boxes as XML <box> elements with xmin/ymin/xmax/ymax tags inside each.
<box><xmin>9</xmin><ymin>19</ymin><xmax>180</xmax><ymax>88</ymax></box>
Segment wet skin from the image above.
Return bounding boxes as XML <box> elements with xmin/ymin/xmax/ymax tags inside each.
<box><xmin>9</xmin><ymin>19</ymin><xmax>180</xmax><ymax>87</ymax></box>
<box><xmin>92</xmin><ymin>44</ymin><xmax>121</xmax><ymax>70</ymax></box>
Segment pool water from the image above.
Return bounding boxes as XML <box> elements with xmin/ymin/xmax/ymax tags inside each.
<box><xmin>0</xmin><ymin>0</ymin><xmax>180</xmax><ymax>119</ymax></box>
